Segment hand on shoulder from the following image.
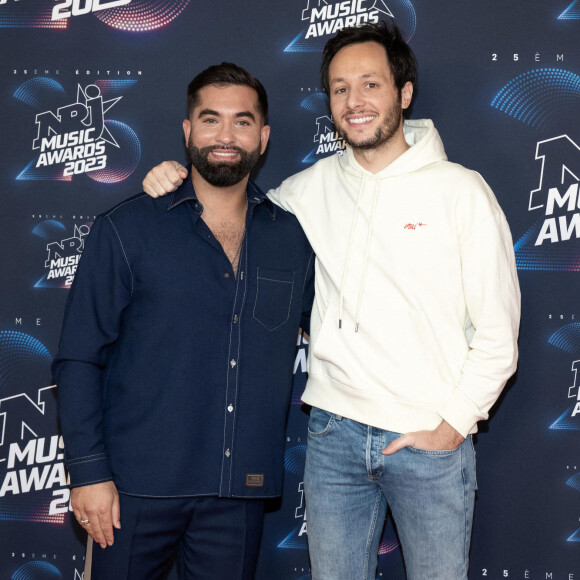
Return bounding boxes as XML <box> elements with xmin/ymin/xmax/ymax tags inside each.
<box><xmin>142</xmin><ymin>161</ymin><xmax>188</xmax><ymax>197</ymax></box>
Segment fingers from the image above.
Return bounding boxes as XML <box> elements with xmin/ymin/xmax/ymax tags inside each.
<box><xmin>74</xmin><ymin>509</ymin><xmax>107</xmax><ymax>548</ymax></box>
<box><xmin>81</xmin><ymin>512</ymin><xmax>109</xmax><ymax>548</ymax></box>
<box><xmin>142</xmin><ymin>173</ymin><xmax>174</xmax><ymax>198</ymax></box>
<box><xmin>95</xmin><ymin>502</ymin><xmax>116</xmax><ymax>548</ymax></box>
<box><xmin>382</xmin><ymin>425</ymin><xmax>464</xmax><ymax>456</ymax></box>
<box><xmin>175</xmin><ymin>162</ymin><xmax>188</xmax><ymax>179</ymax></box>
<box><xmin>382</xmin><ymin>433</ymin><xmax>412</xmax><ymax>455</ymax></box>
<box><xmin>71</xmin><ymin>481</ymin><xmax>120</xmax><ymax>549</ymax></box>
<box><xmin>112</xmin><ymin>490</ymin><xmax>121</xmax><ymax>530</ymax></box>
<box><xmin>142</xmin><ymin>160</ymin><xmax>186</xmax><ymax>198</ymax></box>
<box><xmin>75</xmin><ymin>506</ymin><xmax>112</xmax><ymax>549</ymax></box>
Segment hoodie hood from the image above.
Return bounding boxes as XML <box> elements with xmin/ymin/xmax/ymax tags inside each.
<box><xmin>338</xmin><ymin>119</ymin><xmax>448</xmax><ymax>180</ymax></box>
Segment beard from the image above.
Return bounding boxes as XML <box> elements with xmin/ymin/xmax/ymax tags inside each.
<box><xmin>187</xmin><ymin>141</ymin><xmax>262</xmax><ymax>187</ymax></box>
<box><xmin>336</xmin><ymin>94</ymin><xmax>403</xmax><ymax>151</ymax></box>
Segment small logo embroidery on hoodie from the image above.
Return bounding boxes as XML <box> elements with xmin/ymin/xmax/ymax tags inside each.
<box><xmin>403</xmin><ymin>222</ymin><xmax>427</xmax><ymax>230</ymax></box>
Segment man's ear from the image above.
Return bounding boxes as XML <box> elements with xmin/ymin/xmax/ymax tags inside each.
<box><xmin>182</xmin><ymin>119</ymin><xmax>192</xmax><ymax>144</ymax></box>
<box><xmin>401</xmin><ymin>81</ymin><xmax>413</xmax><ymax>111</ymax></box>
<box><xmin>260</xmin><ymin>124</ymin><xmax>271</xmax><ymax>155</ymax></box>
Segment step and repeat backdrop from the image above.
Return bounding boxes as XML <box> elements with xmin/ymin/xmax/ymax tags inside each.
<box><xmin>1</xmin><ymin>1</ymin><xmax>579</xmax><ymax>579</ymax></box>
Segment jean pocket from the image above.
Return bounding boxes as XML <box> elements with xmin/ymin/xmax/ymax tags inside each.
<box><xmin>307</xmin><ymin>407</ymin><xmax>336</xmax><ymax>437</ymax></box>
<box><xmin>407</xmin><ymin>445</ymin><xmax>461</xmax><ymax>457</ymax></box>
<box><xmin>253</xmin><ymin>267</ymin><xmax>294</xmax><ymax>331</ymax></box>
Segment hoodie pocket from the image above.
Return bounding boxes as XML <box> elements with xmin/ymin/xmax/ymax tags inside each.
<box><xmin>312</xmin><ymin>301</ymin><xmax>448</xmax><ymax>402</ymax></box>
<box><xmin>253</xmin><ymin>267</ymin><xmax>295</xmax><ymax>331</ymax></box>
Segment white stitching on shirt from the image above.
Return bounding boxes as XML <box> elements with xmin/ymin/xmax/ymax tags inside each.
<box><xmin>105</xmin><ymin>215</ymin><xmax>134</xmax><ymax>296</ymax></box>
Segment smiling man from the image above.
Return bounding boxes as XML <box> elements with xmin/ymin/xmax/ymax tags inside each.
<box><xmin>53</xmin><ymin>63</ymin><xmax>314</xmax><ymax>580</ymax></box>
<box><xmin>142</xmin><ymin>23</ymin><xmax>520</xmax><ymax>580</ymax></box>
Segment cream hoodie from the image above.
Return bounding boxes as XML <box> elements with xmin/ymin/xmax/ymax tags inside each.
<box><xmin>268</xmin><ymin>119</ymin><xmax>520</xmax><ymax>437</ymax></box>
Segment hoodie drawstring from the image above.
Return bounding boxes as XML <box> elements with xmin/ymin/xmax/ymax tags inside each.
<box><xmin>338</xmin><ymin>175</ymin><xmax>380</xmax><ymax>332</ymax></box>
<box><xmin>354</xmin><ymin>179</ymin><xmax>380</xmax><ymax>332</ymax></box>
<box><xmin>338</xmin><ymin>174</ymin><xmax>366</xmax><ymax>329</ymax></box>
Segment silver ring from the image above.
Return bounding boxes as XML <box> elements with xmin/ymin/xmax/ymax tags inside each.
<box><xmin>80</xmin><ymin>519</ymin><xmax>90</xmax><ymax>525</ymax></box>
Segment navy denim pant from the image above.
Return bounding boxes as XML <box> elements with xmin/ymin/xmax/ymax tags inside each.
<box><xmin>90</xmin><ymin>494</ymin><xmax>265</xmax><ymax>579</ymax></box>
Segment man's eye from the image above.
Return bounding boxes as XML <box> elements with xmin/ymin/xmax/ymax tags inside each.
<box><xmin>335</xmin><ymin>88</ymin><xmax>346</xmax><ymax>94</ymax></box>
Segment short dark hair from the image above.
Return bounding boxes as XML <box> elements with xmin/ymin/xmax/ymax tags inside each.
<box><xmin>187</xmin><ymin>62</ymin><xmax>268</xmax><ymax>123</ymax></box>
<box><xmin>321</xmin><ymin>21</ymin><xmax>417</xmax><ymax>118</ymax></box>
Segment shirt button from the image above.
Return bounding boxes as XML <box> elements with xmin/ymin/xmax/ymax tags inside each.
<box><xmin>224</xmin><ymin>272</ymin><xmax>230</xmax><ymax>279</ymax></box>
<box><xmin>233</xmin><ymin>315</ymin><xmax>239</xmax><ymax>323</ymax></box>
<box><xmin>225</xmin><ymin>449</ymin><xmax>231</xmax><ymax>458</ymax></box>
<box><xmin>227</xmin><ymin>404</ymin><xmax>234</xmax><ymax>412</ymax></box>
<box><xmin>230</xmin><ymin>359</ymin><xmax>236</xmax><ymax>368</ymax></box>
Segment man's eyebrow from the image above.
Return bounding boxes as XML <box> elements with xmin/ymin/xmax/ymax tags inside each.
<box><xmin>330</xmin><ymin>73</ymin><xmax>381</xmax><ymax>84</ymax></box>
<box><xmin>197</xmin><ymin>108</ymin><xmax>256</xmax><ymax>121</ymax></box>
<box><xmin>235</xmin><ymin>111</ymin><xmax>256</xmax><ymax>121</ymax></box>
<box><xmin>198</xmin><ymin>108</ymin><xmax>219</xmax><ymax>117</ymax></box>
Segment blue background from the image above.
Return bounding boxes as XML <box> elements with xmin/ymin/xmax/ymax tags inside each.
<box><xmin>1</xmin><ymin>1</ymin><xmax>579</xmax><ymax>578</ymax></box>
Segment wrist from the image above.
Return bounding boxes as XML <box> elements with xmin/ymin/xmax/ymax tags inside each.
<box><xmin>436</xmin><ymin>420</ymin><xmax>465</xmax><ymax>447</ymax></box>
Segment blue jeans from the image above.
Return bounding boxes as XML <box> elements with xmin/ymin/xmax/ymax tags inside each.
<box><xmin>304</xmin><ymin>407</ymin><xmax>477</xmax><ymax>580</ymax></box>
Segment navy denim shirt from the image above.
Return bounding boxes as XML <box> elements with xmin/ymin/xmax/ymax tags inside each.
<box><xmin>53</xmin><ymin>176</ymin><xmax>314</xmax><ymax>498</ymax></box>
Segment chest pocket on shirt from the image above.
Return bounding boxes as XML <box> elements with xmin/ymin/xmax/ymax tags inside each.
<box><xmin>253</xmin><ymin>267</ymin><xmax>295</xmax><ymax>331</ymax></box>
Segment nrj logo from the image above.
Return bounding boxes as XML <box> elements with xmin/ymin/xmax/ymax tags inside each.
<box><xmin>302</xmin><ymin>0</ymin><xmax>385</xmax><ymax>39</ymax></box>
<box><xmin>548</xmin><ymin>357</ymin><xmax>580</xmax><ymax>429</ymax></box>
<box><xmin>0</xmin><ymin>385</ymin><xmax>70</xmax><ymax>520</ymax></box>
<box><xmin>528</xmin><ymin>134</ymin><xmax>580</xmax><ymax>246</ymax></box>
<box><xmin>0</xmin><ymin>0</ymin><xmax>189</xmax><ymax>31</ymax></box>
<box><xmin>278</xmin><ymin>446</ymin><xmax>309</xmax><ymax>550</ymax></box>
<box><xmin>567</xmin><ymin>360</ymin><xmax>580</xmax><ymax>418</ymax></box>
<box><xmin>0</xmin><ymin>329</ymin><xmax>70</xmax><ymax>522</ymax></box>
<box><xmin>33</xmin><ymin>84</ymin><xmax>119</xmax><ymax>178</ymax></box>
<box><xmin>33</xmin><ymin>221</ymin><xmax>92</xmax><ymax>289</ymax></box>
<box><xmin>285</xmin><ymin>0</ymin><xmax>416</xmax><ymax>52</ymax></box>
<box><xmin>52</xmin><ymin>0</ymin><xmax>132</xmax><ymax>21</ymax></box>
<box><xmin>548</xmin><ymin>323</ymin><xmax>580</xmax><ymax>429</ymax></box>
<box><xmin>300</xmin><ymin>92</ymin><xmax>346</xmax><ymax>164</ymax></box>
<box><xmin>312</xmin><ymin>116</ymin><xmax>346</xmax><ymax>156</ymax></box>
<box><xmin>513</xmin><ymin>134</ymin><xmax>580</xmax><ymax>272</ymax></box>
<box><xmin>15</xmin><ymin>79</ymin><xmax>141</xmax><ymax>183</ymax></box>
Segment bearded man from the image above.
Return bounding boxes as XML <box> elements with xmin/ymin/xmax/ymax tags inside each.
<box><xmin>53</xmin><ymin>63</ymin><xmax>314</xmax><ymax>580</ymax></box>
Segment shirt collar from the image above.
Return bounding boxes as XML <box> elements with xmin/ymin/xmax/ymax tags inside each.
<box><xmin>166</xmin><ymin>166</ymin><xmax>276</xmax><ymax>220</ymax></box>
